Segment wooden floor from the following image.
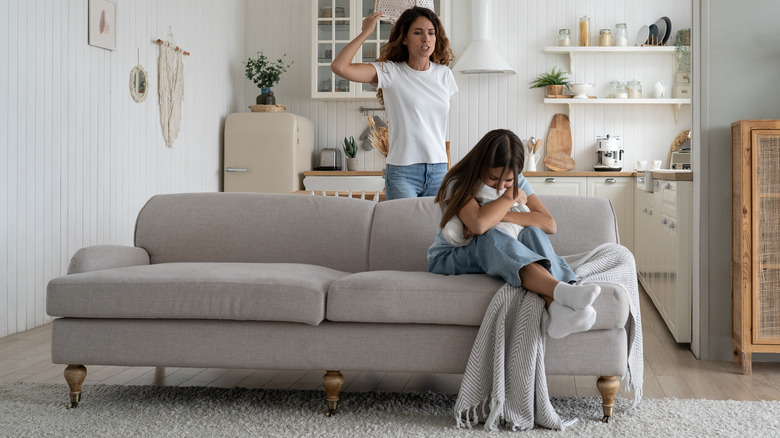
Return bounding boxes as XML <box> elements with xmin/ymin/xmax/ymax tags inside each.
<box><xmin>2</xmin><ymin>287</ymin><xmax>780</xmax><ymax>401</ymax></box>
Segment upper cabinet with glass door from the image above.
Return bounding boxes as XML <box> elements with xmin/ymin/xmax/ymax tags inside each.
<box><xmin>312</xmin><ymin>0</ymin><xmax>446</xmax><ymax>100</ymax></box>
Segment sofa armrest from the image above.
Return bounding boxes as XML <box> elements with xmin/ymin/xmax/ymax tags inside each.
<box><xmin>67</xmin><ymin>245</ymin><xmax>150</xmax><ymax>274</ymax></box>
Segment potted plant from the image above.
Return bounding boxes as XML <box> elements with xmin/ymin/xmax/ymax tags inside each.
<box><xmin>342</xmin><ymin>136</ymin><xmax>358</xmax><ymax>171</ymax></box>
<box><xmin>529</xmin><ymin>67</ymin><xmax>570</xmax><ymax>97</ymax></box>
<box><xmin>244</xmin><ymin>51</ymin><xmax>293</xmax><ymax>104</ymax></box>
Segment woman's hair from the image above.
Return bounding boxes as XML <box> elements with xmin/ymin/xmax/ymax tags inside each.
<box><xmin>435</xmin><ymin>129</ymin><xmax>526</xmax><ymax>229</ymax></box>
<box><xmin>376</xmin><ymin>7</ymin><xmax>455</xmax><ymax>105</ymax></box>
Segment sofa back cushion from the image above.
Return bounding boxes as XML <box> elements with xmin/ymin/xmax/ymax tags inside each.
<box><xmin>540</xmin><ymin>195</ymin><xmax>619</xmax><ymax>255</ymax></box>
<box><xmin>368</xmin><ymin>197</ymin><xmax>442</xmax><ymax>271</ymax></box>
<box><xmin>135</xmin><ymin>193</ymin><xmax>375</xmax><ymax>273</ymax></box>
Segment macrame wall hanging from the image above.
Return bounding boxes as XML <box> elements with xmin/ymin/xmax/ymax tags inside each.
<box><xmin>155</xmin><ymin>31</ymin><xmax>189</xmax><ymax>148</ymax></box>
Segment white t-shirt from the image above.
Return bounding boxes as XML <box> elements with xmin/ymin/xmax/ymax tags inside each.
<box><xmin>371</xmin><ymin>61</ymin><xmax>458</xmax><ymax>166</ymax></box>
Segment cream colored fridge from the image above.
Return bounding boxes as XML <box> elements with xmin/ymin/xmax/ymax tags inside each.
<box><xmin>224</xmin><ymin>112</ymin><xmax>315</xmax><ymax>193</ymax></box>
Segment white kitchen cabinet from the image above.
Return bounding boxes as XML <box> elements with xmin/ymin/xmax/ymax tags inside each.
<box><xmin>527</xmin><ymin>176</ymin><xmax>633</xmax><ymax>251</ymax></box>
<box><xmin>312</xmin><ymin>0</ymin><xmax>447</xmax><ymax>100</ymax></box>
<box><xmin>635</xmin><ymin>179</ymin><xmax>692</xmax><ymax>342</ymax></box>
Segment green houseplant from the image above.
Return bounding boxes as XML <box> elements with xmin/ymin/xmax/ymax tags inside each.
<box><xmin>529</xmin><ymin>67</ymin><xmax>571</xmax><ymax>97</ymax></box>
<box><xmin>244</xmin><ymin>51</ymin><xmax>293</xmax><ymax>104</ymax></box>
<box><xmin>342</xmin><ymin>136</ymin><xmax>358</xmax><ymax>171</ymax></box>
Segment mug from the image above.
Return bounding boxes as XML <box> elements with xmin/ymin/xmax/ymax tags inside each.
<box><xmin>651</xmin><ymin>160</ymin><xmax>662</xmax><ymax>170</ymax></box>
<box><xmin>525</xmin><ymin>152</ymin><xmax>540</xmax><ymax>172</ymax></box>
<box><xmin>635</xmin><ymin>160</ymin><xmax>647</xmax><ymax>170</ymax></box>
<box><xmin>603</xmin><ymin>157</ymin><xmax>616</xmax><ymax>166</ymax></box>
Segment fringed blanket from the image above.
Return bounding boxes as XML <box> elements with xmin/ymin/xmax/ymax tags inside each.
<box><xmin>454</xmin><ymin>243</ymin><xmax>643</xmax><ymax>431</ymax></box>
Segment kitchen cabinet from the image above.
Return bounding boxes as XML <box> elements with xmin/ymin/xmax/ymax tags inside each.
<box><xmin>542</xmin><ymin>46</ymin><xmax>691</xmax><ymax>123</ymax></box>
<box><xmin>312</xmin><ymin>0</ymin><xmax>447</xmax><ymax>100</ymax></box>
<box><xmin>635</xmin><ymin>178</ymin><xmax>692</xmax><ymax>342</ymax></box>
<box><xmin>731</xmin><ymin>120</ymin><xmax>780</xmax><ymax>374</ymax></box>
<box><xmin>527</xmin><ymin>175</ymin><xmax>633</xmax><ymax>251</ymax></box>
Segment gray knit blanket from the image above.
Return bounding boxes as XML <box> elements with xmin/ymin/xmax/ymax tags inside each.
<box><xmin>454</xmin><ymin>243</ymin><xmax>643</xmax><ymax>431</ymax></box>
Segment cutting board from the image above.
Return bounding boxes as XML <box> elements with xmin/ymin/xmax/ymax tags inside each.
<box><xmin>543</xmin><ymin>151</ymin><xmax>575</xmax><ymax>172</ymax></box>
<box><xmin>545</xmin><ymin>114</ymin><xmax>574</xmax><ymax>171</ymax></box>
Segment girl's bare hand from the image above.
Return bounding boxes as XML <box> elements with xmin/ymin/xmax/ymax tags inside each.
<box><xmin>463</xmin><ymin>226</ymin><xmax>474</xmax><ymax>239</ymax></box>
<box><xmin>362</xmin><ymin>12</ymin><xmax>383</xmax><ymax>35</ymax></box>
<box><xmin>501</xmin><ymin>188</ymin><xmax>527</xmax><ymax>204</ymax></box>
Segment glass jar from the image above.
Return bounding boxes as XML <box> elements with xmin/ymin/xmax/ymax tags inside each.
<box><xmin>615</xmin><ymin>83</ymin><xmax>628</xmax><ymax>99</ymax></box>
<box><xmin>599</xmin><ymin>29</ymin><xmax>612</xmax><ymax>47</ymax></box>
<box><xmin>557</xmin><ymin>29</ymin><xmax>571</xmax><ymax>46</ymax></box>
<box><xmin>578</xmin><ymin>16</ymin><xmax>591</xmax><ymax>46</ymax></box>
<box><xmin>615</xmin><ymin>23</ymin><xmax>628</xmax><ymax>46</ymax></box>
<box><xmin>608</xmin><ymin>78</ymin><xmax>620</xmax><ymax>98</ymax></box>
<box><xmin>627</xmin><ymin>80</ymin><xmax>642</xmax><ymax>98</ymax></box>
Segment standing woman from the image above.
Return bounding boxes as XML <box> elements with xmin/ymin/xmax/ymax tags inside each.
<box><xmin>331</xmin><ymin>7</ymin><xmax>458</xmax><ymax>200</ymax></box>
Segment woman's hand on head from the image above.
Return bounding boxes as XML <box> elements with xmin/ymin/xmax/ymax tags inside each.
<box><xmin>361</xmin><ymin>12</ymin><xmax>383</xmax><ymax>36</ymax></box>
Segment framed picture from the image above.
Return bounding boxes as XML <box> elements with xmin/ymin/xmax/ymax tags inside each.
<box><xmin>88</xmin><ymin>0</ymin><xmax>116</xmax><ymax>50</ymax></box>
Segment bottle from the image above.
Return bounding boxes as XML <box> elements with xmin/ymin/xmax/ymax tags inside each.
<box><xmin>627</xmin><ymin>80</ymin><xmax>642</xmax><ymax>99</ymax></box>
<box><xmin>608</xmin><ymin>78</ymin><xmax>620</xmax><ymax>98</ymax></box>
<box><xmin>558</xmin><ymin>29</ymin><xmax>571</xmax><ymax>47</ymax></box>
<box><xmin>579</xmin><ymin>16</ymin><xmax>591</xmax><ymax>47</ymax></box>
<box><xmin>615</xmin><ymin>82</ymin><xmax>628</xmax><ymax>99</ymax></box>
<box><xmin>615</xmin><ymin>23</ymin><xmax>628</xmax><ymax>46</ymax></box>
<box><xmin>599</xmin><ymin>29</ymin><xmax>612</xmax><ymax>46</ymax></box>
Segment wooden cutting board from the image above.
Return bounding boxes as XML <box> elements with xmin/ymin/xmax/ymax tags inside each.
<box><xmin>546</xmin><ymin>113</ymin><xmax>572</xmax><ymax>157</ymax></box>
<box><xmin>543</xmin><ymin>151</ymin><xmax>575</xmax><ymax>172</ymax></box>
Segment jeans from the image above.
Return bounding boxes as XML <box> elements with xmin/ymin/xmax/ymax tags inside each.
<box><xmin>428</xmin><ymin>226</ymin><xmax>577</xmax><ymax>288</ymax></box>
<box><xmin>385</xmin><ymin>163</ymin><xmax>448</xmax><ymax>200</ymax></box>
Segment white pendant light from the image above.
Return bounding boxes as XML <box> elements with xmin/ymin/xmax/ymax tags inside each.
<box><xmin>452</xmin><ymin>0</ymin><xmax>515</xmax><ymax>74</ymax></box>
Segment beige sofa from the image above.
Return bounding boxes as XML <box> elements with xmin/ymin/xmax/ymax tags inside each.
<box><xmin>46</xmin><ymin>193</ymin><xmax>631</xmax><ymax>421</ymax></box>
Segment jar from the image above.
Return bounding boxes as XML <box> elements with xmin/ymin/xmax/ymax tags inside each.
<box><xmin>615</xmin><ymin>83</ymin><xmax>628</xmax><ymax>99</ymax></box>
<box><xmin>557</xmin><ymin>29</ymin><xmax>571</xmax><ymax>46</ymax></box>
<box><xmin>615</xmin><ymin>23</ymin><xmax>628</xmax><ymax>46</ymax></box>
<box><xmin>599</xmin><ymin>29</ymin><xmax>612</xmax><ymax>47</ymax></box>
<box><xmin>608</xmin><ymin>78</ymin><xmax>620</xmax><ymax>98</ymax></box>
<box><xmin>578</xmin><ymin>16</ymin><xmax>591</xmax><ymax>46</ymax></box>
<box><xmin>627</xmin><ymin>80</ymin><xmax>642</xmax><ymax>98</ymax></box>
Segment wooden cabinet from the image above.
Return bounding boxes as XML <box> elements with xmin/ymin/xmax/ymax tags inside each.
<box><xmin>731</xmin><ymin>119</ymin><xmax>780</xmax><ymax>374</ymax></box>
<box><xmin>527</xmin><ymin>175</ymin><xmax>634</xmax><ymax>251</ymax></box>
<box><xmin>312</xmin><ymin>0</ymin><xmax>446</xmax><ymax>100</ymax></box>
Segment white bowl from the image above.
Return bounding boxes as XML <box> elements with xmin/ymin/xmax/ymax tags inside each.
<box><xmin>568</xmin><ymin>83</ymin><xmax>594</xmax><ymax>99</ymax></box>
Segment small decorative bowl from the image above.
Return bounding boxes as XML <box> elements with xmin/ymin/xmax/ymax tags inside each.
<box><xmin>568</xmin><ymin>83</ymin><xmax>594</xmax><ymax>99</ymax></box>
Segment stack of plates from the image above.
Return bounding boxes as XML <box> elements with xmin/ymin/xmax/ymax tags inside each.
<box><xmin>637</xmin><ymin>16</ymin><xmax>671</xmax><ymax>46</ymax></box>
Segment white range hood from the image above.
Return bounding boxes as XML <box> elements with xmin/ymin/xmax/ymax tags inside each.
<box><xmin>452</xmin><ymin>0</ymin><xmax>515</xmax><ymax>74</ymax></box>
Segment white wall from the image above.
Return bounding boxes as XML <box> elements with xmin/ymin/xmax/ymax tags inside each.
<box><xmin>247</xmin><ymin>0</ymin><xmax>691</xmax><ymax>171</ymax></box>
<box><xmin>698</xmin><ymin>0</ymin><xmax>780</xmax><ymax>360</ymax></box>
<box><xmin>0</xmin><ymin>0</ymin><xmax>247</xmax><ymax>337</ymax></box>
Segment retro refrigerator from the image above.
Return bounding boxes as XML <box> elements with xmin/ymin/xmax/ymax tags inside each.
<box><xmin>224</xmin><ymin>113</ymin><xmax>315</xmax><ymax>193</ymax></box>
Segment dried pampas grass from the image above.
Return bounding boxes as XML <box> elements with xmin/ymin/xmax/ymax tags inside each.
<box><xmin>367</xmin><ymin>117</ymin><xmax>389</xmax><ymax>157</ymax></box>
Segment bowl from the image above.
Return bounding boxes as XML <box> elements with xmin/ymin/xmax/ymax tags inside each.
<box><xmin>568</xmin><ymin>83</ymin><xmax>594</xmax><ymax>99</ymax></box>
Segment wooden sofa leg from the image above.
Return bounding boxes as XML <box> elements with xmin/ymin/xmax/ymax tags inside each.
<box><xmin>597</xmin><ymin>376</ymin><xmax>620</xmax><ymax>423</ymax></box>
<box><xmin>64</xmin><ymin>364</ymin><xmax>87</xmax><ymax>408</ymax></box>
<box><xmin>323</xmin><ymin>370</ymin><xmax>344</xmax><ymax>417</ymax></box>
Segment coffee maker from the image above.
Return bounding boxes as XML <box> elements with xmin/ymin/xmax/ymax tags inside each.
<box><xmin>594</xmin><ymin>134</ymin><xmax>624</xmax><ymax>171</ymax></box>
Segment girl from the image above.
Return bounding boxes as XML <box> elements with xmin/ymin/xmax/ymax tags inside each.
<box><xmin>427</xmin><ymin>129</ymin><xmax>601</xmax><ymax>338</ymax></box>
<box><xmin>331</xmin><ymin>7</ymin><xmax>457</xmax><ymax>200</ymax></box>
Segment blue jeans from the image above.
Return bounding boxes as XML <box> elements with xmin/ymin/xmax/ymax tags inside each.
<box><xmin>385</xmin><ymin>163</ymin><xmax>448</xmax><ymax>200</ymax></box>
<box><xmin>428</xmin><ymin>227</ymin><xmax>577</xmax><ymax>288</ymax></box>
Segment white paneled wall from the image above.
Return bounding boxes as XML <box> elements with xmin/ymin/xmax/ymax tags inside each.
<box><xmin>246</xmin><ymin>0</ymin><xmax>691</xmax><ymax>170</ymax></box>
<box><xmin>0</xmin><ymin>0</ymin><xmax>247</xmax><ymax>337</ymax></box>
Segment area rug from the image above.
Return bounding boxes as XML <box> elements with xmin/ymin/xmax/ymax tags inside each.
<box><xmin>1</xmin><ymin>383</ymin><xmax>779</xmax><ymax>437</ymax></box>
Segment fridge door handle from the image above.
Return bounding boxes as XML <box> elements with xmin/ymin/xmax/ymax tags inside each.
<box><xmin>225</xmin><ymin>167</ymin><xmax>251</xmax><ymax>172</ymax></box>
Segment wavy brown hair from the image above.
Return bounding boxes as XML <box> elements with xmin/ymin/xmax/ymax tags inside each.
<box><xmin>375</xmin><ymin>6</ymin><xmax>454</xmax><ymax>105</ymax></box>
<box><xmin>435</xmin><ymin>129</ymin><xmax>525</xmax><ymax>229</ymax></box>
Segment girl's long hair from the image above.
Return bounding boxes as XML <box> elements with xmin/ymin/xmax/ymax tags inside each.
<box><xmin>375</xmin><ymin>7</ymin><xmax>454</xmax><ymax>105</ymax></box>
<box><xmin>435</xmin><ymin>129</ymin><xmax>525</xmax><ymax>229</ymax></box>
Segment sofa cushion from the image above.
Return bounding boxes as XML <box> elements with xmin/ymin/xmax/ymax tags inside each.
<box><xmin>47</xmin><ymin>263</ymin><xmax>347</xmax><ymax>325</ymax></box>
<box><xmin>326</xmin><ymin>271</ymin><xmax>629</xmax><ymax>329</ymax></box>
<box><xmin>368</xmin><ymin>197</ymin><xmax>442</xmax><ymax>272</ymax></box>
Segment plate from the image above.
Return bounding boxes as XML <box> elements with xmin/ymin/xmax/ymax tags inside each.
<box><xmin>647</xmin><ymin>24</ymin><xmax>659</xmax><ymax>45</ymax></box>
<box><xmin>636</xmin><ymin>25</ymin><xmax>649</xmax><ymax>46</ymax></box>
<box><xmin>654</xmin><ymin>18</ymin><xmax>667</xmax><ymax>45</ymax></box>
<box><xmin>661</xmin><ymin>16</ymin><xmax>672</xmax><ymax>45</ymax></box>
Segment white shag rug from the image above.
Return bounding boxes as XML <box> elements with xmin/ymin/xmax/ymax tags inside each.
<box><xmin>1</xmin><ymin>383</ymin><xmax>779</xmax><ymax>437</ymax></box>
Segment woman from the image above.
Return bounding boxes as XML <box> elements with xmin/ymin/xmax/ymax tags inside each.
<box><xmin>331</xmin><ymin>7</ymin><xmax>457</xmax><ymax>200</ymax></box>
<box><xmin>427</xmin><ymin>129</ymin><xmax>601</xmax><ymax>338</ymax></box>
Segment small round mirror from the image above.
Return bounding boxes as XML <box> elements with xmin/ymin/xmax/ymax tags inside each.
<box><xmin>130</xmin><ymin>65</ymin><xmax>148</xmax><ymax>102</ymax></box>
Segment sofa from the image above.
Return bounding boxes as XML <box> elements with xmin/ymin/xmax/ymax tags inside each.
<box><xmin>46</xmin><ymin>192</ymin><xmax>631</xmax><ymax>421</ymax></box>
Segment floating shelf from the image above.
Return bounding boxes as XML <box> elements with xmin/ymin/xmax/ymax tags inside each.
<box><xmin>544</xmin><ymin>46</ymin><xmax>680</xmax><ymax>54</ymax></box>
<box><xmin>544</xmin><ymin>98</ymin><xmax>691</xmax><ymax>123</ymax></box>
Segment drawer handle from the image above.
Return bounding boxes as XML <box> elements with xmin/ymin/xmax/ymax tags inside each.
<box><xmin>637</xmin><ymin>177</ymin><xmax>645</xmax><ymax>183</ymax></box>
<box><xmin>605</xmin><ymin>178</ymin><xmax>616</xmax><ymax>183</ymax></box>
<box><xmin>225</xmin><ymin>167</ymin><xmax>251</xmax><ymax>172</ymax></box>
<box><xmin>665</xmin><ymin>183</ymin><xmax>672</xmax><ymax>189</ymax></box>
<box><xmin>648</xmin><ymin>210</ymin><xmax>653</xmax><ymax>216</ymax></box>
<box><xmin>642</xmin><ymin>208</ymin><xmax>648</xmax><ymax>213</ymax></box>
<box><xmin>669</xmin><ymin>222</ymin><xmax>676</xmax><ymax>229</ymax></box>
<box><xmin>545</xmin><ymin>178</ymin><xmax>556</xmax><ymax>183</ymax></box>
<box><xmin>661</xmin><ymin>218</ymin><xmax>668</xmax><ymax>225</ymax></box>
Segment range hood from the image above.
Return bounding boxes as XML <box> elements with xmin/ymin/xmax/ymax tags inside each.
<box><xmin>452</xmin><ymin>0</ymin><xmax>515</xmax><ymax>74</ymax></box>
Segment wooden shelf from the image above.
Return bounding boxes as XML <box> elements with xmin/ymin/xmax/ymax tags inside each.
<box><xmin>544</xmin><ymin>46</ymin><xmax>680</xmax><ymax>54</ymax></box>
<box><xmin>544</xmin><ymin>98</ymin><xmax>691</xmax><ymax>123</ymax></box>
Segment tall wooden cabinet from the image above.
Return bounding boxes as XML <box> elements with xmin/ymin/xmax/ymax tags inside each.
<box><xmin>732</xmin><ymin>119</ymin><xmax>780</xmax><ymax>374</ymax></box>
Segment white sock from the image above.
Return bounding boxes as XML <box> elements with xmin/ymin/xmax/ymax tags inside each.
<box><xmin>547</xmin><ymin>302</ymin><xmax>597</xmax><ymax>339</ymax></box>
<box><xmin>553</xmin><ymin>282</ymin><xmax>601</xmax><ymax>310</ymax></box>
